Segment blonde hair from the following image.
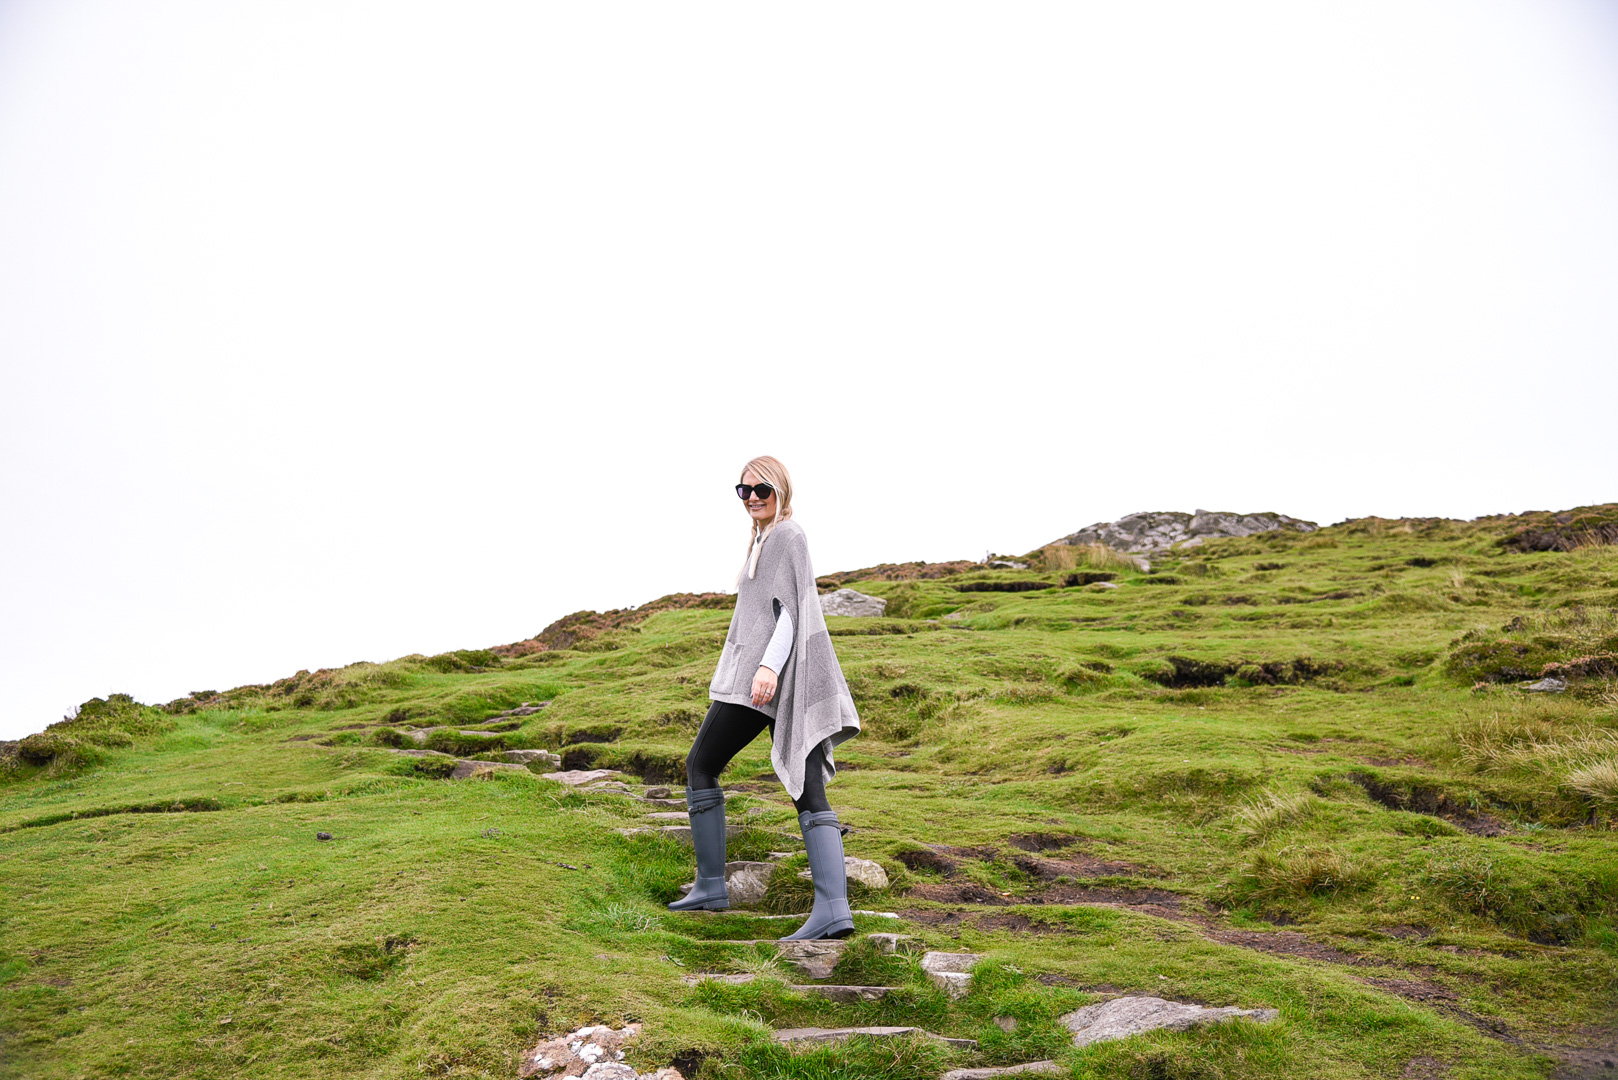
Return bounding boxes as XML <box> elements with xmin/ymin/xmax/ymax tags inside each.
<box><xmin>739</xmin><ymin>455</ymin><xmax>793</xmax><ymax>582</ymax></box>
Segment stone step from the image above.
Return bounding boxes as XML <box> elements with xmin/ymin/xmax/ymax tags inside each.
<box><xmin>771</xmin><ymin>1026</ymin><xmax>976</xmax><ymax>1051</ymax></box>
<box><xmin>616</xmin><ymin>824</ymin><xmax>749</xmax><ymax>843</ymax></box>
<box><xmin>647</xmin><ymin>811</ymin><xmax>691</xmax><ymax>821</ymax></box>
<box><xmin>941</xmin><ymin>1063</ymin><xmax>1062</xmax><ymax>1080</ymax></box>
<box><xmin>867</xmin><ymin>932</ymin><xmax>923</xmax><ymax>954</ymax></box>
<box><xmin>920</xmin><ymin>951</ymin><xmax>985</xmax><ymax>1000</ymax></box>
<box><xmin>728</xmin><ymin>939</ymin><xmax>848</xmax><ymax>979</ymax></box>
<box><xmin>680</xmin><ymin>975</ymin><xmax>894</xmax><ymax>1002</ymax></box>
<box><xmin>1058</xmin><ymin>996</ymin><xmax>1279</xmax><ymax>1048</ymax></box>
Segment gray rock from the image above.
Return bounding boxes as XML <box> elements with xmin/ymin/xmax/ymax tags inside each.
<box><xmin>867</xmin><ymin>933</ymin><xmax>924</xmax><ymax>955</ymax></box>
<box><xmin>921</xmin><ymin>951</ymin><xmax>983</xmax><ymax>999</ymax></box>
<box><xmin>994</xmin><ymin>1017</ymin><xmax>1018</xmax><ymax>1033</ymax></box>
<box><xmin>940</xmin><ymin>1063</ymin><xmax>1062</xmax><ymax>1080</ymax></box>
<box><xmin>985</xmin><ymin>560</ymin><xmax>1029</xmax><ymax>570</ymax></box>
<box><xmin>798</xmin><ymin>856</ymin><xmax>888</xmax><ymax>890</ymax></box>
<box><xmin>647</xmin><ymin>811</ymin><xmax>690</xmax><ymax>821</ymax></box>
<box><xmin>1056</xmin><ymin>510</ymin><xmax>1318</xmax><ymax>554</ymax></box>
<box><xmin>543</xmin><ymin>769</ymin><xmax>623</xmax><ymax>786</ymax></box>
<box><xmin>722</xmin><ymin>939</ymin><xmax>848</xmax><ymax>979</ymax></box>
<box><xmin>502</xmin><ymin>749</ymin><xmax>562</xmax><ymax>767</ymax></box>
<box><xmin>450</xmin><ymin>759</ymin><xmax>530</xmax><ymax>780</ymax></box>
<box><xmin>1058</xmin><ymin>996</ymin><xmax>1279</xmax><ymax>1047</ymax></box>
<box><xmin>820</xmin><ymin>588</ymin><xmax>888</xmax><ymax>617</ymax></box>
<box><xmin>644</xmin><ymin>786</ymin><xmax>672</xmax><ymax>799</ymax></box>
<box><xmin>677</xmin><ymin>861</ymin><xmax>776</xmax><ymax>905</ymax></box>
<box><xmin>1526</xmin><ymin>676</ymin><xmax>1567</xmax><ymax>693</ymax></box>
<box><xmin>771</xmin><ymin>1026</ymin><xmax>976</xmax><ymax>1051</ymax></box>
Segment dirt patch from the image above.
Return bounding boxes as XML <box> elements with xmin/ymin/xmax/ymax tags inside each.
<box><xmin>974</xmin><ymin>913</ymin><xmax>1041</xmax><ymax>933</ymax></box>
<box><xmin>902</xmin><ymin>883</ymin><xmax>1015</xmax><ymax>906</ymax></box>
<box><xmin>1026</xmin><ymin>884</ymin><xmax>1184</xmax><ymax>911</ymax></box>
<box><xmin>1012</xmin><ymin>853</ymin><xmax>1144</xmax><ymax>879</ymax></box>
<box><xmin>1347</xmin><ymin>772</ymin><xmax>1509</xmax><ymax>836</ymax></box>
<box><xmin>1363</xmin><ymin>756</ymin><xmax>1433</xmax><ymax>769</ymax></box>
<box><xmin>1205</xmin><ymin>929</ymin><xmax>1372</xmax><ymax>967</ymax></box>
<box><xmin>954</xmin><ymin>581</ymin><xmax>1054</xmax><ymax>593</ymax></box>
<box><xmin>1400</xmin><ymin>1057</ymin><xmax>1450</xmax><ymax>1078</ymax></box>
<box><xmin>1378</xmin><ymin>925</ymin><xmax>1434</xmax><ymax>941</ymax></box>
<box><xmin>896</xmin><ymin>849</ymin><xmax>958</xmax><ymax>874</ymax></box>
<box><xmin>1007</xmin><ymin>832</ymin><xmax>1083</xmax><ymax>852</ymax></box>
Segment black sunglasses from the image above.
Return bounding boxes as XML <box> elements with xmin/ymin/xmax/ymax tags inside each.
<box><xmin>736</xmin><ymin>483</ymin><xmax>775</xmax><ymax>501</ymax></box>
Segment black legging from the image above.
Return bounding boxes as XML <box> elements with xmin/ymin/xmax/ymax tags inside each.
<box><xmin>685</xmin><ymin>700</ymin><xmax>832</xmax><ymax>814</ymax></box>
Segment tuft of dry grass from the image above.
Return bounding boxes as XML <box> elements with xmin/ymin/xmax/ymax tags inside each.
<box><xmin>1040</xmin><ymin>542</ymin><xmax>1141</xmax><ymax>574</ymax></box>
<box><xmin>1245</xmin><ymin>846</ymin><xmax>1366</xmax><ymax>901</ymax></box>
<box><xmin>1567</xmin><ymin>760</ymin><xmax>1618</xmax><ymax>805</ymax></box>
<box><xmin>1233</xmin><ymin>790</ymin><xmax>1318</xmax><ymax>845</ymax></box>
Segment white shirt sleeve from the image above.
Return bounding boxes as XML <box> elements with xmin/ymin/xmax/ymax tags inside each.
<box><xmin>759</xmin><ymin>603</ymin><xmax>794</xmax><ymax>675</ymax></box>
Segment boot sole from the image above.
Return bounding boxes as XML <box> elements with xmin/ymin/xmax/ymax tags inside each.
<box><xmin>668</xmin><ymin>900</ymin><xmax>730</xmax><ymax>911</ymax></box>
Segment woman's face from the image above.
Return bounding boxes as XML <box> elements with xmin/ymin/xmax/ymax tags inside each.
<box><xmin>741</xmin><ymin>469</ymin><xmax>777</xmax><ymax>527</ymax></box>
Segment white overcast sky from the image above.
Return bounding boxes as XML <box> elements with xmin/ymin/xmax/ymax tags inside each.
<box><xmin>2</xmin><ymin>2</ymin><xmax>1616</xmax><ymax>739</ymax></box>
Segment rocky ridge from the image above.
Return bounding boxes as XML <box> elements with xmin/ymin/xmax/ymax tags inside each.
<box><xmin>1054</xmin><ymin>509</ymin><xmax>1318</xmax><ymax>554</ymax></box>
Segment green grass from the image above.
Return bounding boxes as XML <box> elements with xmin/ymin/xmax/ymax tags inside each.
<box><xmin>3</xmin><ymin>510</ymin><xmax>1617</xmax><ymax>1078</ymax></box>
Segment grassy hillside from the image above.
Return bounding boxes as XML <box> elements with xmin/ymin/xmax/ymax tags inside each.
<box><xmin>3</xmin><ymin>508</ymin><xmax>1617</xmax><ymax>1079</ymax></box>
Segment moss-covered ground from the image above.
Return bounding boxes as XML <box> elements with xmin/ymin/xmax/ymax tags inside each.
<box><xmin>3</xmin><ymin>512</ymin><xmax>1617</xmax><ymax>1078</ymax></box>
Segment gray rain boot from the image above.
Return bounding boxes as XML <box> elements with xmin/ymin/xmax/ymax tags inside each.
<box><xmin>667</xmin><ymin>787</ymin><xmax>729</xmax><ymax>911</ymax></box>
<box><xmin>779</xmin><ymin>810</ymin><xmax>855</xmax><ymax>940</ymax></box>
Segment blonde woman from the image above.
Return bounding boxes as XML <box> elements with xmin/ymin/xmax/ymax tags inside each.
<box><xmin>668</xmin><ymin>456</ymin><xmax>863</xmax><ymax>941</ymax></box>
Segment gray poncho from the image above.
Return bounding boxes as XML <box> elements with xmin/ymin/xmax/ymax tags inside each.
<box><xmin>708</xmin><ymin>520</ymin><xmax>861</xmax><ymax>799</ymax></box>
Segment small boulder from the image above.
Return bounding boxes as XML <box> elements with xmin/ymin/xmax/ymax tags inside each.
<box><xmin>820</xmin><ymin>589</ymin><xmax>888</xmax><ymax>617</ymax></box>
<box><xmin>677</xmin><ymin>861</ymin><xmax>775</xmax><ymax>905</ymax></box>
<box><xmin>798</xmin><ymin>857</ymin><xmax>888</xmax><ymax>889</ymax></box>
<box><xmin>1526</xmin><ymin>677</ymin><xmax>1567</xmax><ymax>693</ymax></box>
<box><xmin>451</xmin><ymin>759</ymin><xmax>529</xmax><ymax>780</ymax></box>
<box><xmin>1057</xmin><ymin>996</ymin><xmax>1279</xmax><ymax>1047</ymax></box>
<box><xmin>644</xmin><ymin>786</ymin><xmax>672</xmax><ymax>800</ymax></box>
<box><xmin>504</xmin><ymin>749</ymin><xmax>563</xmax><ymax>767</ymax></box>
<box><xmin>519</xmin><ymin>1022</ymin><xmax>642</xmax><ymax>1079</ymax></box>
<box><xmin>316</xmin><ymin>832</ymin><xmax>332</xmax><ymax>841</ymax></box>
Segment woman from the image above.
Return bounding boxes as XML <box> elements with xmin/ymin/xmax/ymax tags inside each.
<box><xmin>668</xmin><ymin>455</ymin><xmax>863</xmax><ymax>941</ymax></box>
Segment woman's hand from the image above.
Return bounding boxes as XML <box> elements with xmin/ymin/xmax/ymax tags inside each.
<box><xmin>751</xmin><ymin>666</ymin><xmax>778</xmax><ymax>707</ymax></box>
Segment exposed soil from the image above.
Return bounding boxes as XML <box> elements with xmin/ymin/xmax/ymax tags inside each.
<box><xmin>1347</xmin><ymin>772</ymin><xmax>1510</xmax><ymax>836</ymax></box>
<box><xmin>1204</xmin><ymin>929</ymin><xmax>1375</xmax><ymax>968</ymax></box>
<box><xmin>1400</xmin><ymin>1057</ymin><xmax>1451</xmax><ymax>1078</ymax></box>
<box><xmin>1011</xmin><ymin>853</ymin><xmax>1145</xmax><ymax>879</ymax></box>
<box><xmin>1006</xmin><ymin>832</ymin><xmax>1084</xmax><ymax>852</ymax></box>
<box><xmin>903</xmin><ymin>883</ymin><xmax>1014</xmax><ymax>906</ymax></box>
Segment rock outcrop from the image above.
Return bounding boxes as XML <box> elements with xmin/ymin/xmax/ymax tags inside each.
<box><xmin>1055</xmin><ymin>510</ymin><xmax>1317</xmax><ymax>553</ymax></box>
<box><xmin>819</xmin><ymin>589</ymin><xmax>888</xmax><ymax>617</ymax></box>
